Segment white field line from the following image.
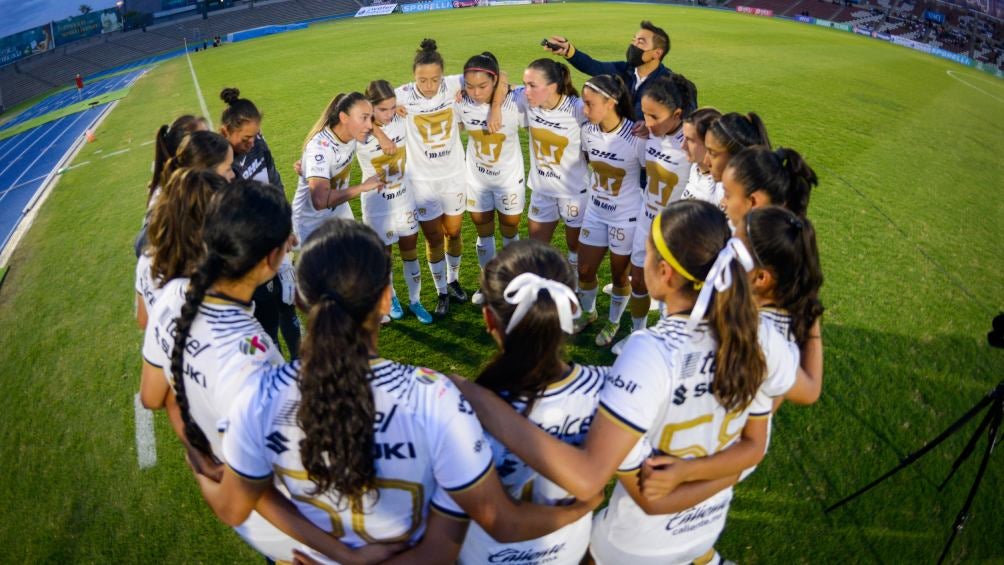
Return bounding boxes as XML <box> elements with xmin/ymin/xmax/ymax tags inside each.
<box><xmin>185</xmin><ymin>41</ymin><xmax>214</xmax><ymax>129</ymax></box>
<box><xmin>134</xmin><ymin>393</ymin><xmax>158</xmax><ymax>469</ymax></box>
<box><xmin>946</xmin><ymin>70</ymin><xmax>1004</xmax><ymax>104</ymax></box>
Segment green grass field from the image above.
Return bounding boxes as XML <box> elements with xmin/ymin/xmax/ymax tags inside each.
<box><xmin>1</xmin><ymin>3</ymin><xmax>1002</xmax><ymax>562</ymax></box>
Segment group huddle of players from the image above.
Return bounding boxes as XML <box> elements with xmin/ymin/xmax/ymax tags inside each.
<box><xmin>134</xmin><ymin>19</ymin><xmax>826</xmax><ymax>564</ymax></box>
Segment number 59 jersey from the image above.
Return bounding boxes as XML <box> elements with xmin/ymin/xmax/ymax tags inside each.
<box><xmin>223</xmin><ymin>358</ymin><xmax>493</xmax><ymax>562</ymax></box>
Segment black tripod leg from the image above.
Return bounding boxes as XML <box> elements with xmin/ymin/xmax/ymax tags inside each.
<box><xmin>825</xmin><ymin>392</ymin><xmax>995</xmax><ymax>513</ymax></box>
<box><xmin>936</xmin><ymin>402</ymin><xmax>1001</xmax><ymax>565</ymax></box>
<box><xmin>938</xmin><ymin>404</ymin><xmax>996</xmax><ymax>491</ymax></box>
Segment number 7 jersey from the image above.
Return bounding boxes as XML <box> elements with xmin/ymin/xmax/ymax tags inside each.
<box><xmin>223</xmin><ymin>358</ymin><xmax>493</xmax><ymax>563</ymax></box>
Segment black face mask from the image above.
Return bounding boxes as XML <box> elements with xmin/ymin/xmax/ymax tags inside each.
<box><xmin>626</xmin><ymin>44</ymin><xmax>647</xmax><ymax>67</ymax></box>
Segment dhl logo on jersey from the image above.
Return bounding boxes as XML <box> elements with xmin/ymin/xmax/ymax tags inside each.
<box><xmin>414</xmin><ymin>108</ymin><xmax>454</xmax><ymax>148</ymax></box>
<box><xmin>468</xmin><ymin>129</ymin><xmax>506</xmax><ymax>165</ymax></box>
<box><xmin>529</xmin><ymin>127</ymin><xmax>569</xmax><ymax>169</ymax></box>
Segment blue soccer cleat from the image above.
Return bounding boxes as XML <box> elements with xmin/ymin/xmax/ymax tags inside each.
<box><xmin>410</xmin><ymin>302</ymin><xmax>434</xmax><ymax>325</ymax></box>
<box><xmin>390</xmin><ymin>296</ymin><xmax>404</xmax><ymax>320</ymax></box>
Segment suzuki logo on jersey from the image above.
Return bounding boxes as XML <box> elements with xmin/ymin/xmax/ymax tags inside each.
<box><xmin>265</xmin><ymin>431</ymin><xmax>290</xmax><ymax>455</ymax></box>
<box><xmin>468</xmin><ymin>129</ymin><xmax>506</xmax><ymax>164</ymax></box>
<box><xmin>414</xmin><ymin>108</ymin><xmax>453</xmax><ymax>148</ymax></box>
<box><xmin>498</xmin><ymin>457</ymin><xmax>519</xmax><ymax>478</ymax></box>
<box><xmin>672</xmin><ymin>382</ymin><xmax>715</xmax><ymax>405</ymax></box>
<box><xmin>529</xmin><ymin>127</ymin><xmax>569</xmax><ymax>169</ymax></box>
<box><xmin>605</xmin><ymin>372</ymin><xmax>640</xmax><ymax>394</ymax></box>
<box><xmin>374</xmin><ymin>442</ymin><xmax>417</xmax><ymax>460</ymax></box>
<box><xmin>487</xmin><ymin>544</ymin><xmax>566</xmax><ymax>563</ymax></box>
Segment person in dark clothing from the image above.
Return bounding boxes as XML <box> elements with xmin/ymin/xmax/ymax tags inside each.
<box><xmin>219</xmin><ymin>87</ymin><xmax>302</xmax><ymax>360</ymax></box>
<box><xmin>543</xmin><ymin>20</ymin><xmax>673</xmax><ymax>133</ymax></box>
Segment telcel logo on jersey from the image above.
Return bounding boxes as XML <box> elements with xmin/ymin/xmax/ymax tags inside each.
<box><xmin>487</xmin><ymin>543</ymin><xmax>566</xmax><ymax>563</ymax></box>
<box><xmin>605</xmin><ymin>372</ymin><xmax>640</xmax><ymax>394</ymax></box>
<box><xmin>539</xmin><ymin>414</ymin><xmax>593</xmax><ymax>443</ymax></box>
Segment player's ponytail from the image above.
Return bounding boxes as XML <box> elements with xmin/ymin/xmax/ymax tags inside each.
<box><xmin>708</xmin><ymin>111</ymin><xmax>771</xmax><ymax>155</ymax></box>
<box><xmin>149</xmin><ymin>115</ymin><xmax>208</xmax><ymax>202</ymax></box>
<box><xmin>219</xmin><ymin>87</ymin><xmax>262</xmax><ymax>131</ymax></box>
<box><xmin>477</xmin><ymin>240</ymin><xmax>576</xmax><ymax>411</ymax></box>
<box><xmin>169</xmin><ymin>180</ymin><xmax>292</xmax><ymax>460</ymax></box>
<box><xmin>641</xmin><ymin>73</ymin><xmax>698</xmax><ymax>121</ymax></box>
<box><xmin>584</xmin><ymin>74</ymin><xmax>635</xmax><ymax>121</ymax></box>
<box><xmin>160</xmin><ymin>130</ymin><xmax>230</xmax><ymax>188</ymax></box>
<box><xmin>527</xmin><ymin>58</ymin><xmax>579</xmax><ymax>98</ymax></box>
<box><xmin>302</xmin><ymin>92</ymin><xmax>368</xmax><ymax>151</ymax></box>
<box><xmin>413</xmin><ymin>38</ymin><xmax>444</xmax><ymax>69</ymax></box>
<box><xmin>725</xmin><ymin>146</ymin><xmax>818</xmax><ymax>217</ymax></box>
<box><xmin>148</xmin><ymin>169</ymin><xmax>227</xmax><ymax>286</ymax></box>
<box><xmin>365</xmin><ymin>79</ymin><xmax>396</xmax><ymax>106</ymax></box>
<box><xmin>684</xmin><ymin>107</ymin><xmax>721</xmax><ymax>138</ymax></box>
<box><xmin>653</xmin><ymin>201</ymin><xmax>765</xmax><ymax>411</ymax></box>
<box><xmin>296</xmin><ymin>219</ymin><xmax>390</xmax><ymax>507</ymax></box>
<box><xmin>745</xmin><ymin>206</ymin><xmax>824</xmax><ymax>346</ymax></box>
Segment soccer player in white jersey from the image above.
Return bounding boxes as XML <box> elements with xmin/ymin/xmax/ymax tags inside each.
<box><xmin>702</xmin><ymin>112</ymin><xmax>771</xmax><ymax>223</ymax></box>
<box><xmin>294</xmin><ymin>93</ymin><xmax>384</xmax><ymax>244</ymax></box>
<box><xmin>192</xmin><ymin>219</ymin><xmax>598</xmax><ymax>563</ymax></box>
<box><xmin>522</xmin><ymin>58</ymin><xmax>590</xmax><ymax>288</ymax></box>
<box><xmin>141</xmin><ymin>181</ymin><xmax>365</xmax><ymax>562</ymax></box>
<box><xmin>357</xmin><ymin>79</ymin><xmax>436</xmax><ymax>325</ymax></box>
<box><xmin>451</xmin><ymin>201</ymin><xmax>806</xmax><ymax>564</ymax></box>
<box><xmin>459</xmin><ymin>239</ymin><xmax>606</xmax><ymax>565</ymax></box>
<box><xmin>611</xmin><ymin>74</ymin><xmax>697</xmax><ymax>354</ymax></box>
<box><xmin>574</xmin><ymin>74</ymin><xmax>646</xmax><ymax>347</ymax></box>
<box><xmin>136</xmin><ymin>169</ymin><xmax>227</xmax><ymax>329</ymax></box>
<box><xmin>676</xmin><ymin>107</ymin><xmax>722</xmax><ymax>206</ymax></box>
<box><xmin>720</xmin><ymin>145</ymin><xmax>819</xmax><ymax>228</ymax></box>
<box><xmin>458</xmin><ymin>52</ymin><xmax>527</xmax><ymax>305</ymax></box>
<box><xmin>393</xmin><ymin>39</ymin><xmax>504</xmax><ymax>316</ymax></box>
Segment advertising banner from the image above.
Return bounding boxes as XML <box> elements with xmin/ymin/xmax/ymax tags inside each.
<box><xmin>0</xmin><ymin>24</ymin><xmax>53</xmax><ymax>66</ymax></box>
<box><xmin>736</xmin><ymin>5</ymin><xmax>773</xmax><ymax>16</ymax></box>
<box><xmin>355</xmin><ymin>4</ymin><xmax>398</xmax><ymax>16</ymax></box>
<box><xmin>931</xmin><ymin>48</ymin><xmax>971</xmax><ymax>65</ymax></box>
<box><xmin>452</xmin><ymin>0</ymin><xmax>480</xmax><ymax>7</ymax></box>
<box><xmin>923</xmin><ymin>10</ymin><xmax>946</xmax><ymax>23</ymax></box>
<box><xmin>795</xmin><ymin>15</ymin><xmax>816</xmax><ymax>23</ymax></box>
<box><xmin>401</xmin><ymin>0</ymin><xmax>454</xmax><ymax>12</ymax></box>
<box><xmin>53</xmin><ymin>8</ymin><xmax>123</xmax><ymax>46</ymax></box>
<box><xmin>891</xmin><ymin>35</ymin><xmax>933</xmax><ymax>53</ymax></box>
<box><xmin>488</xmin><ymin>0</ymin><xmax>531</xmax><ymax>5</ymax></box>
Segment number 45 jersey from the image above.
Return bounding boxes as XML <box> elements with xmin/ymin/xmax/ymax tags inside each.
<box><xmin>223</xmin><ymin>358</ymin><xmax>493</xmax><ymax>563</ymax></box>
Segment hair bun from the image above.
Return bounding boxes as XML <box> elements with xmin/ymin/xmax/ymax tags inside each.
<box><xmin>419</xmin><ymin>38</ymin><xmax>438</xmax><ymax>52</ymax></box>
<box><xmin>220</xmin><ymin>87</ymin><xmax>241</xmax><ymax>105</ymax></box>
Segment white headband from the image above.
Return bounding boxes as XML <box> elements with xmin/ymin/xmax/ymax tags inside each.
<box><xmin>503</xmin><ymin>272</ymin><xmax>580</xmax><ymax>335</ymax></box>
<box><xmin>686</xmin><ymin>237</ymin><xmax>755</xmax><ymax>331</ymax></box>
<box><xmin>584</xmin><ymin>81</ymin><xmax>614</xmax><ymax>99</ymax></box>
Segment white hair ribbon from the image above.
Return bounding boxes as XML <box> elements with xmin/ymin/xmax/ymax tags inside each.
<box><xmin>686</xmin><ymin>237</ymin><xmax>755</xmax><ymax>331</ymax></box>
<box><xmin>503</xmin><ymin>272</ymin><xmax>580</xmax><ymax>335</ymax></box>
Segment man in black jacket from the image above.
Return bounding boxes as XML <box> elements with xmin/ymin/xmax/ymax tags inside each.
<box><xmin>543</xmin><ymin>20</ymin><xmax>672</xmax><ymax>130</ymax></box>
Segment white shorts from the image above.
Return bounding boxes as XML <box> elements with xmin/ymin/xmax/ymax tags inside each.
<box><xmin>294</xmin><ymin>203</ymin><xmax>354</xmax><ymax>246</ymax></box>
<box><xmin>528</xmin><ymin>190</ymin><xmax>586</xmax><ymax>228</ymax></box>
<box><xmin>578</xmin><ymin>210</ymin><xmax>636</xmax><ymax>256</ymax></box>
<box><xmin>631</xmin><ymin>205</ymin><xmax>658</xmax><ymax>268</ymax></box>
<box><xmin>467</xmin><ymin>175</ymin><xmax>525</xmax><ymax>215</ymax></box>
<box><xmin>364</xmin><ymin>208</ymin><xmax>420</xmax><ymax>246</ymax></box>
<box><xmin>412</xmin><ymin>175</ymin><xmax>466</xmax><ymax>221</ymax></box>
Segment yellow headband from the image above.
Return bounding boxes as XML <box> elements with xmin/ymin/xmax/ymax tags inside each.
<box><xmin>652</xmin><ymin>212</ymin><xmax>703</xmax><ymax>290</ymax></box>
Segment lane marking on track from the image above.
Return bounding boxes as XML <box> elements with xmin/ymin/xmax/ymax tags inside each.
<box><xmin>134</xmin><ymin>393</ymin><xmax>158</xmax><ymax>470</ymax></box>
<box><xmin>185</xmin><ymin>43</ymin><xmax>214</xmax><ymax>129</ymax></box>
<box><xmin>946</xmin><ymin>70</ymin><xmax>1004</xmax><ymax>104</ymax></box>
<box><xmin>102</xmin><ymin>148</ymin><xmax>131</xmax><ymax>158</ymax></box>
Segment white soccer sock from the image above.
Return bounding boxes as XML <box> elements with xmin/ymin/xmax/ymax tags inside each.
<box><xmin>476</xmin><ymin>235</ymin><xmax>496</xmax><ymax>270</ymax></box>
<box><xmin>609</xmin><ymin>288</ymin><xmax>630</xmax><ymax>325</ymax></box>
<box><xmin>403</xmin><ymin>259</ymin><xmax>422</xmax><ymax>304</ymax></box>
<box><xmin>428</xmin><ymin>259</ymin><xmax>448</xmax><ymax>294</ymax></box>
<box><xmin>502</xmin><ymin>233</ymin><xmax>519</xmax><ymax>248</ymax></box>
<box><xmin>446</xmin><ymin>254</ymin><xmax>461</xmax><ymax>284</ymax></box>
<box><xmin>579</xmin><ymin>285</ymin><xmax>598</xmax><ymax>315</ymax></box>
<box><xmin>568</xmin><ymin>251</ymin><xmax>579</xmax><ymax>291</ymax></box>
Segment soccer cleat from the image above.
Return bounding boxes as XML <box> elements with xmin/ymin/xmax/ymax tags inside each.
<box><xmin>380</xmin><ymin>314</ymin><xmax>391</xmax><ymax>325</ymax></box>
<box><xmin>409</xmin><ymin>302</ymin><xmax>433</xmax><ymax>325</ymax></box>
<box><xmin>447</xmin><ymin>280</ymin><xmax>468</xmax><ymax>302</ymax></box>
<box><xmin>434</xmin><ymin>293</ymin><xmax>450</xmax><ymax>317</ymax></box>
<box><xmin>471</xmin><ymin>288</ymin><xmax>485</xmax><ymax>305</ymax></box>
<box><xmin>389</xmin><ymin>296</ymin><xmax>404</xmax><ymax>320</ymax></box>
<box><xmin>611</xmin><ymin>334</ymin><xmax>630</xmax><ymax>355</ymax></box>
<box><xmin>595</xmin><ymin>321</ymin><xmax>620</xmax><ymax>347</ymax></box>
<box><xmin>573</xmin><ymin>309</ymin><xmax>598</xmax><ymax>334</ymax></box>
<box><xmin>602</xmin><ymin>283</ymin><xmax>613</xmax><ymax>296</ymax></box>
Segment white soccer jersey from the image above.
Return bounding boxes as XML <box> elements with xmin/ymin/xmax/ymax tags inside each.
<box><xmin>357</xmin><ymin>115</ymin><xmax>412</xmax><ymax>218</ymax></box>
<box><xmin>459</xmin><ymin>89</ymin><xmax>526</xmax><ymax>188</ymax></box>
<box><xmin>396</xmin><ymin>76</ymin><xmax>465</xmax><ymax>181</ymax></box>
<box><xmin>223</xmin><ymin>359</ymin><xmax>494</xmax><ymax>563</ymax></box>
<box><xmin>293</xmin><ymin>128</ymin><xmax>357</xmax><ymax>241</ymax></box>
<box><xmin>142</xmin><ymin>278</ymin><xmax>284</xmax><ymax>457</ymax></box>
<box><xmin>582</xmin><ymin>119</ymin><xmax>647</xmax><ymax>224</ymax></box>
<box><xmin>643</xmin><ymin>127</ymin><xmax>690</xmax><ymax>220</ymax></box>
<box><xmin>675</xmin><ymin>163</ymin><xmax>721</xmax><ymax>208</ymax></box>
<box><xmin>526</xmin><ymin>93</ymin><xmax>589</xmax><ymax>198</ymax></box>
<box><xmin>590</xmin><ymin>315</ymin><xmax>796</xmax><ymax>564</ymax></box>
<box><xmin>135</xmin><ymin>252</ymin><xmax>161</xmax><ymax>315</ymax></box>
<box><xmin>459</xmin><ymin>363</ymin><xmax>608</xmax><ymax>565</ymax></box>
